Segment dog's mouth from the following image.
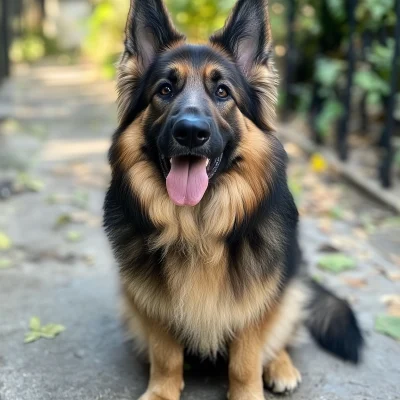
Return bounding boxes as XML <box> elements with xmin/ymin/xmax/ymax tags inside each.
<box><xmin>160</xmin><ymin>154</ymin><xmax>222</xmax><ymax>206</ymax></box>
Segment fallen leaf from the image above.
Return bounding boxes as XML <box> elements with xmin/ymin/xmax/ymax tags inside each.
<box><xmin>0</xmin><ymin>258</ymin><xmax>13</xmax><ymax>269</ymax></box>
<box><xmin>387</xmin><ymin>271</ymin><xmax>400</xmax><ymax>281</ymax></box>
<box><xmin>40</xmin><ymin>324</ymin><xmax>66</xmax><ymax>338</ymax></box>
<box><xmin>381</xmin><ymin>295</ymin><xmax>400</xmax><ymax>317</ymax></box>
<box><xmin>24</xmin><ymin>317</ymin><xmax>65</xmax><ymax>344</ymax></box>
<box><xmin>54</xmin><ymin>213</ymin><xmax>73</xmax><ymax>228</ymax></box>
<box><xmin>29</xmin><ymin>316</ymin><xmax>41</xmax><ymax>331</ymax></box>
<box><xmin>317</xmin><ymin>254</ymin><xmax>356</xmax><ymax>273</ymax></box>
<box><xmin>0</xmin><ymin>232</ymin><xmax>12</xmax><ymax>250</ymax></box>
<box><xmin>381</xmin><ymin>295</ymin><xmax>400</xmax><ymax>307</ymax></box>
<box><xmin>318</xmin><ymin>243</ymin><xmax>340</xmax><ymax>253</ymax></box>
<box><xmin>16</xmin><ymin>173</ymin><xmax>45</xmax><ymax>192</ymax></box>
<box><xmin>24</xmin><ymin>332</ymin><xmax>41</xmax><ymax>343</ymax></box>
<box><xmin>65</xmin><ymin>231</ymin><xmax>83</xmax><ymax>242</ymax></box>
<box><xmin>82</xmin><ymin>254</ymin><xmax>95</xmax><ymax>266</ymax></box>
<box><xmin>310</xmin><ymin>153</ymin><xmax>327</xmax><ymax>173</ymax></box>
<box><xmin>375</xmin><ymin>315</ymin><xmax>400</xmax><ymax>340</ymax></box>
<box><xmin>343</xmin><ymin>277</ymin><xmax>367</xmax><ymax>288</ymax></box>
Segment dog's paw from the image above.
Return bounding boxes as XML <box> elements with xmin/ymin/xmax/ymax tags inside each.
<box><xmin>264</xmin><ymin>356</ymin><xmax>301</xmax><ymax>394</ymax></box>
<box><xmin>138</xmin><ymin>391</ymin><xmax>179</xmax><ymax>400</ymax></box>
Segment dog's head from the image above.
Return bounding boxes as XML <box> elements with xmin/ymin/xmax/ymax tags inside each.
<box><xmin>111</xmin><ymin>0</ymin><xmax>278</xmax><ymax>208</ymax></box>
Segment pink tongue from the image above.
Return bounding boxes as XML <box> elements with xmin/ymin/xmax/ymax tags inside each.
<box><xmin>166</xmin><ymin>157</ymin><xmax>209</xmax><ymax>206</ymax></box>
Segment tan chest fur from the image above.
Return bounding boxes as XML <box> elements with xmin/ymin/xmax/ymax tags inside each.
<box><xmin>122</xmin><ymin>212</ymin><xmax>281</xmax><ymax>356</ymax></box>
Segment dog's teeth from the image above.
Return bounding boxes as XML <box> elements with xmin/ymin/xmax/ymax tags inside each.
<box><xmin>206</xmin><ymin>159</ymin><xmax>210</xmax><ymax>166</ymax></box>
<box><xmin>169</xmin><ymin>158</ymin><xmax>172</xmax><ymax>163</ymax></box>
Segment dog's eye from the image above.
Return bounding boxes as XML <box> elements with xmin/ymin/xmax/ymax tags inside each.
<box><xmin>159</xmin><ymin>84</ymin><xmax>173</xmax><ymax>96</ymax></box>
<box><xmin>215</xmin><ymin>85</ymin><xmax>229</xmax><ymax>99</ymax></box>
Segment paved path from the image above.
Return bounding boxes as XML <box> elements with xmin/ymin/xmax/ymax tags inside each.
<box><xmin>0</xmin><ymin>63</ymin><xmax>399</xmax><ymax>400</ymax></box>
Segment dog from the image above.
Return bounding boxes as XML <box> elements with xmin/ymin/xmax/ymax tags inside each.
<box><xmin>103</xmin><ymin>0</ymin><xmax>364</xmax><ymax>399</ymax></box>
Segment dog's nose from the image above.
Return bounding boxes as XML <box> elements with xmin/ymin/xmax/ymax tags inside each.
<box><xmin>173</xmin><ymin>117</ymin><xmax>211</xmax><ymax>148</ymax></box>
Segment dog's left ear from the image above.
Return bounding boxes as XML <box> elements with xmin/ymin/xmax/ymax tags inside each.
<box><xmin>210</xmin><ymin>0</ymin><xmax>272</xmax><ymax>76</ymax></box>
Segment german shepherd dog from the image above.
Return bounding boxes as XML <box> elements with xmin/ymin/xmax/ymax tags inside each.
<box><xmin>103</xmin><ymin>0</ymin><xmax>364</xmax><ymax>398</ymax></box>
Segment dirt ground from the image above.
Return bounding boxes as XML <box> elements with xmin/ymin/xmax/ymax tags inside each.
<box><xmin>0</xmin><ymin>62</ymin><xmax>399</xmax><ymax>400</ymax></box>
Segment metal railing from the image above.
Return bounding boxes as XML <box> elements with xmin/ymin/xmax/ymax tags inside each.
<box><xmin>284</xmin><ymin>0</ymin><xmax>400</xmax><ymax>188</ymax></box>
<box><xmin>0</xmin><ymin>0</ymin><xmax>11</xmax><ymax>84</ymax></box>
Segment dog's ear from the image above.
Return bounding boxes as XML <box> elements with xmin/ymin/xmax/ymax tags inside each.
<box><xmin>125</xmin><ymin>0</ymin><xmax>185</xmax><ymax>69</ymax></box>
<box><xmin>210</xmin><ymin>0</ymin><xmax>272</xmax><ymax>76</ymax></box>
<box><xmin>117</xmin><ymin>0</ymin><xmax>184</xmax><ymax>124</ymax></box>
<box><xmin>210</xmin><ymin>0</ymin><xmax>277</xmax><ymax>132</ymax></box>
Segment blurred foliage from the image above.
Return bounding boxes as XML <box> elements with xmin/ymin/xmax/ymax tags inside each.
<box><xmin>166</xmin><ymin>0</ymin><xmax>235</xmax><ymax>40</ymax></box>
<box><xmin>82</xmin><ymin>0</ymin><xmax>236</xmax><ymax>78</ymax></box>
<box><xmin>275</xmin><ymin>0</ymin><xmax>398</xmax><ymax>138</ymax></box>
<box><xmin>15</xmin><ymin>0</ymin><xmax>395</xmax><ymax>136</ymax></box>
<box><xmin>82</xmin><ymin>0</ymin><xmax>129</xmax><ymax>78</ymax></box>
<box><xmin>10</xmin><ymin>32</ymin><xmax>63</xmax><ymax>64</ymax></box>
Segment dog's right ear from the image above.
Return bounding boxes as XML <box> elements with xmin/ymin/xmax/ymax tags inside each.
<box><xmin>124</xmin><ymin>0</ymin><xmax>185</xmax><ymax>70</ymax></box>
<box><xmin>117</xmin><ymin>0</ymin><xmax>184</xmax><ymax>124</ymax></box>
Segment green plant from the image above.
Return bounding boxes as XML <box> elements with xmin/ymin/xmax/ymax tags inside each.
<box><xmin>82</xmin><ymin>0</ymin><xmax>129</xmax><ymax>78</ymax></box>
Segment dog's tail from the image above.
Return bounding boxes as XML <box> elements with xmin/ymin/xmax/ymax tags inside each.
<box><xmin>305</xmin><ymin>280</ymin><xmax>364</xmax><ymax>363</ymax></box>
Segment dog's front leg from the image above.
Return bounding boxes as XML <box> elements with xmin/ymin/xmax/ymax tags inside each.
<box><xmin>228</xmin><ymin>322</ymin><xmax>266</xmax><ymax>400</ymax></box>
<box><xmin>139</xmin><ymin>324</ymin><xmax>184</xmax><ymax>400</ymax></box>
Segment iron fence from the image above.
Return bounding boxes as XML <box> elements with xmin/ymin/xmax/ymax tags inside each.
<box><xmin>0</xmin><ymin>0</ymin><xmax>11</xmax><ymax>84</ymax></box>
<box><xmin>284</xmin><ymin>0</ymin><xmax>400</xmax><ymax>188</ymax></box>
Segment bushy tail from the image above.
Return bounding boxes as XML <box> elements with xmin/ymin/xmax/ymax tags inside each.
<box><xmin>305</xmin><ymin>281</ymin><xmax>364</xmax><ymax>363</ymax></box>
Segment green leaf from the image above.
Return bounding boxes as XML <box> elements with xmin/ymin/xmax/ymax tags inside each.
<box><xmin>40</xmin><ymin>324</ymin><xmax>66</xmax><ymax>338</ymax></box>
<box><xmin>25</xmin><ymin>317</ymin><xmax>65</xmax><ymax>343</ymax></box>
<box><xmin>327</xmin><ymin>0</ymin><xmax>346</xmax><ymax>20</ymax></box>
<box><xmin>0</xmin><ymin>232</ymin><xmax>12</xmax><ymax>251</ymax></box>
<box><xmin>65</xmin><ymin>231</ymin><xmax>83</xmax><ymax>243</ymax></box>
<box><xmin>0</xmin><ymin>258</ymin><xmax>13</xmax><ymax>269</ymax></box>
<box><xmin>316</xmin><ymin>100</ymin><xmax>344</xmax><ymax>137</ymax></box>
<box><xmin>17</xmin><ymin>173</ymin><xmax>45</xmax><ymax>192</ymax></box>
<box><xmin>354</xmin><ymin>70</ymin><xmax>390</xmax><ymax>95</ymax></box>
<box><xmin>375</xmin><ymin>315</ymin><xmax>400</xmax><ymax>340</ymax></box>
<box><xmin>315</xmin><ymin>58</ymin><xmax>345</xmax><ymax>88</ymax></box>
<box><xmin>317</xmin><ymin>254</ymin><xmax>356</xmax><ymax>273</ymax></box>
<box><xmin>29</xmin><ymin>316</ymin><xmax>41</xmax><ymax>331</ymax></box>
<box><xmin>24</xmin><ymin>332</ymin><xmax>42</xmax><ymax>344</ymax></box>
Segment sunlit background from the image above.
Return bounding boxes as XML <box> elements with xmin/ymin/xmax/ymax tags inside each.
<box><xmin>0</xmin><ymin>2</ymin><xmax>400</xmax><ymax>399</ymax></box>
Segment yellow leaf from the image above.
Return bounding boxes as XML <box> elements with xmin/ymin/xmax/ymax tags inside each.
<box><xmin>0</xmin><ymin>232</ymin><xmax>12</xmax><ymax>251</ymax></box>
<box><xmin>310</xmin><ymin>153</ymin><xmax>327</xmax><ymax>173</ymax></box>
